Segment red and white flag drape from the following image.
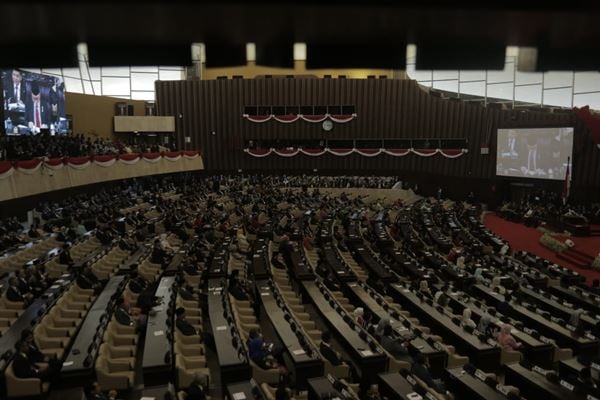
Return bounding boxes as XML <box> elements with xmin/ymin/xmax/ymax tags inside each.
<box><xmin>244</xmin><ymin>147</ymin><xmax>468</xmax><ymax>158</ymax></box>
<box><xmin>0</xmin><ymin>151</ymin><xmax>201</xmax><ymax>179</ymax></box>
<box><xmin>243</xmin><ymin>113</ymin><xmax>357</xmax><ymax>124</ymax></box>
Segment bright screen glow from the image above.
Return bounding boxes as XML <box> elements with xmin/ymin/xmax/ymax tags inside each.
<box><xmin>2</xmin><ymin>69</ymin><xmax>67</xmax><ymax>135</ymax></box>
<box><xmin>496</xmin><ymin>127</ymin><xmax>573</xmax><ymax>180</ymax></box>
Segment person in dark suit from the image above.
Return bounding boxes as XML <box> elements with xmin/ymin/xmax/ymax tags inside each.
<box><xmin>319</xmin><ymin>331</ymin><xmax>342</xmax><ymax>366</ymax></box>
<box><xmin>6</xmin><ymin>277</ymin><xmax>29</xmax><ymax>303</ymax></box>
<box><xmin>12</xmin><ymin>340</ymin><xmax>45</xmax><ymax>380</ymax></box>
<box><xmin>85</xmin><ymin>381</ymin><xmax>118</xmax><ymax>400</ymax></box>
<box><xmin>59</xmin><ymin>244</ymin><xmax>74</xmax><ymax>266</ymax></box>
<box><xmin>184</xmin><ymin>374</ymin><xmax>208</xmax><ymax>400</ymax></box>
<box><xmin>5</xmin><ymin>69</ymin><xmax>26</xmax><ymax>107</ymax></box>
<box><xmin>411</xmin><ymin>353</ymin><xmax>446</xmax><ymax>394</ymax></box>
<box><xmin>227</xmin><ymin>270</ymin><xmax>249</xmax><ymax>301</ymax></box>
<box><xmin>21</xmin><ymin>329</ymin><xmax>47</xmax><ymax>364</ymax></box>
<box><xmin>114</xmin><ymin>297</ymin><xmax>135</xmax><ymax>327</ymax></box>
<box><xmin>14</xmin><ymin>270</ymin><xmax>30</xmax><ymax>294</ymax></box>
<box><xmin>26</xmin><ymin>81</ymin><xmax>50</xmax><ymax>133</ymax></box>
<box><xmin>128</xmin><ymin>270</ymin><xmax>147</xmax><ymax>294</ymax></box>
<box><xmin>279</xmin><ymin>235</ymin><xmax>294</xmax><ymax>269</ymax></box>
<box><xmin>175</xmin><ymin>307</ymin><xmax>197</xmax><ymax>336</ymax></box>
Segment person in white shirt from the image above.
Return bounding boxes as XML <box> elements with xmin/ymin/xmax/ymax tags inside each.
<box><xmin>461</xmin><ymin>308</ymin><xmax>477</xmax><ymax>329</ymax></box>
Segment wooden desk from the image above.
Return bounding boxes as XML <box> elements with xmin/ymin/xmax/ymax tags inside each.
<box><xmin>344</xmin><ymin>281</ymin><xmax>447</xmax><ymax>376</ymax></box>
<box><xmin>389</xmin><ymin>285</ymin><xmax>500</xmax><ymax>372</ymax></box>
<box><xmin>346</xmin><ymin>242</ymin><xmax>395</xmax><ymax>283</ymax></box>
<box><xmin>0</xmin><ymin>274</ymin><xmax>74</xmax><ymax>372</ymax></box>
<box><xmin>301</xmin><ymin>281</ymin><xmax>387</xmax><ymax>383</ymax></box>
<box><xmin>377</xmin><ymin>372</ymin><xmax>417</xmax><ymax>399</ymax></box>
<box><xmin>61</xmin><ymin>276</ymin><xmax>127</xmax><ymax>382</ymax></box>
<box><xmin>446</xmin><ymin>368</ymin><xmax>508</xmax><ymax>400</ymax></box>
<box><xmin>207</xmin><ymin>279</ymin><xmax>250</xmax><ymax>387</ymax></box>
<box><xmin>504</xmin><ymin>363</ymin><xmax>587</xmax><ymax>400</ymax></box>
<box><xmin>256</xmin><ymin>280</ymin><xmax>323</xmax><ymax>389</ymax></box>
<box><xmin>473</xmin><ymin>284</ymin><xmax>599</xmax><ymax>354</ymax></box>
<box><xmin>226</xmin><ymin>380</ymin><xmax>265</xmax><ymax>400</ymax></box>
<box><xmin>307</xmin><ymin>377</ymin><xmax>349</xmax><ymax>400</ymax></box>
<box><xmin>142</xmin><ymin>276</ymin><xmax>175</xmax><ymax>385</ymax></box>
<box><xmin>445</xmin><ymin>291</ymin><xmax>554</xmax><ymax>368</ymax></box>
<box><xmin>549</xmin><ymin>285</ymin><xmax>600</xmax><ymax>316</ymax></box>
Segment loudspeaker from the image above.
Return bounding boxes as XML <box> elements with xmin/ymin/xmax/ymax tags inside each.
<box><xmin>127</xmin><ymin>105</ymin><xmax>134</xmax><ymax>116</ymax></box>
<box><xmin>88</xmin><ymin>43</ymin><xmax>191</xmax><ymax>66</ymax></box>
<box><xmin>416</xmin><ymin>38</ymin><xmax>505</xmax><ymax>70</ymax></box>
<box><xmin>204</xmin><ymin>42</ymin><xmax>246</xmax><ymax>68</ymax></box>
<box><xmin>306</xmin><ymin>42</ymin><xmax>405</xmax><ymax>69</ymax></box>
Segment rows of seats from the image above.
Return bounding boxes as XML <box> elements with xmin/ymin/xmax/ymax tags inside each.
<box><xmin>45</xmin><ymin>235</ymin><xmax>104</xmax><ymax>279</ymax></box>
<box><xmin>96</xmin><ymin>316</ymin><xmax>138</xmax><ymax>390</ymax></box>
<box><xmin>92</xmin><ymin>246</ymin><xmax>131</xmax><ymax>280</ymax></box>
<box><xmin>267</xmin><ymin>242</ymin><xmax>352</xmax><ymax>380</ymax></box>
<box><xmin>0</xmin><ymin>236</ymin><xmax>62</xmax><ymax>275</ymax></box>
<box><xmin>34</xmin><ymin>281</ymin><xmax>97</xmax><ymax>359</ymax></box>
<box><xmin>175</xmin><ymin>291</ymin><xmax>209</xmax><ymax>388</ymax></box>
<box><xmin>0</xmin><ymin>296</ymin><xmax>24</xmax><ymax>336</ymax></box>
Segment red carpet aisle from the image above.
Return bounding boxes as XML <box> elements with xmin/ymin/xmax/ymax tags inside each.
<box><xmin>484</xmin><ymin>213</ymin><xmax>600</xmax><ymax>284</ymax></box>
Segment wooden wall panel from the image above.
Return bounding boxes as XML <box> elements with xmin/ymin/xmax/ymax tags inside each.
<box><xmin>155</xmin><ymin>78</ymin><xmax>600</xmax><ymax>201</ymax></box>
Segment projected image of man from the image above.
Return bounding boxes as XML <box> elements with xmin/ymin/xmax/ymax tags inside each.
<box><xmin>6</xmin><ymin>69</ymin><xmax>26</xmax><ymax>109</ymax></box>
<box><xmin>26</xmin><ymin>82</ymin><xmax>49</xmax><ymax>134</ymax></box>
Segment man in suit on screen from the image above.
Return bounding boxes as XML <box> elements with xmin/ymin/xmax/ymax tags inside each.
<box><xmin>5</xmin><ymin>69</ymin><xmax>26</xmax><ymax>108</ymax></box>
<box><xmin>26</xmin><ymin>81</ymin><xmax>50</xmax><ymax>134</ymax></box>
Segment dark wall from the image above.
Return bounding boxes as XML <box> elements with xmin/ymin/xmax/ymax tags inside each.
<box><xmin>155</xmin><ymin>78</ymin><xmax>600</xmax><ymax>203</ymax></box>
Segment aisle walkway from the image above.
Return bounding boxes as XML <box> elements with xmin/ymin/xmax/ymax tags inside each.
<box><xmin>483</xmin><ymin>213</ymin><xmax>600</xmax><ymax>284</ymax></box>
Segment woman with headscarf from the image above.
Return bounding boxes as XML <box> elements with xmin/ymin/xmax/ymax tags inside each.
<box><xmin>497</xmin><ymin>324</ymin><xmax>522</xmax><ymax>351</ymax></box>
<box><xmin>569</xmin><ymin>308</ymin><xmax>584</xmax><ymax>328</ymax></box>
<box><xmin>419</xmin><ymin>280</ymin><xmax>432</xmax><ymax>297</ymax></box>
<box><xmin>461</xmin><ymin>308</ymin><xmax>477</xmax><ymax>329</ymax></box>
<box><xmin>491</xmin><ymin>276</ymin><xmax>506</xmax><ymax>295</ymax></box>
<box><xmin>477</xmin><ymin>315</ymin><xmax>493</xmax><ymax>336</ymax></box>
<box><xmin>375</xmin><ymin>318</ymin><xmax>391</xmax><ymax>339</ymax></box>
<box><xmin>353</xmin><ymin>307</ymin><xmax>366</xmax><ymax>328</ymax></box>
<box><xmin>473</xmin><ymin>267</ymin><xmax>484</xmax><ymax>283</ymax></box>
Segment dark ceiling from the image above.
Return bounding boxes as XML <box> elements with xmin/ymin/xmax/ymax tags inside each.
<box><xmin>1</xmin><ymin>1</ymin><xmax>599</xmax><ymax>69</ymax></box>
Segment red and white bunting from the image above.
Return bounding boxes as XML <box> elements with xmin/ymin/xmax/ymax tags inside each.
<box><xmin>245</xmin><ymin>147</ymin><xmax>468</xmax><ymax>158</ymax></box>
<box><xmin>243</xmin><ymin>113</ymin><xmax>357</xmax><ymax>124</ymax></box>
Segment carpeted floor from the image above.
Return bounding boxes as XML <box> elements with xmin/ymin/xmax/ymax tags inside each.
<box><xmin>483</xmin><ymin>213</ymin><xmax>600</xmax><ymax>284</ymax></box>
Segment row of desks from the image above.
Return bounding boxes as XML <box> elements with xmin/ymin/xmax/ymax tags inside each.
<box><xmin>342</xmin><ymin>281</ymin><xmax>447</xmax><ymax>376</ymax></box>
<box><xmin>322</xmin><ymin>244</ymin><xmax>356</xmax><ymax>282</ymax></box>
<box><xmin>0</xmin><ymin>274</ymin><xmax>74</xmax><ymax>370</ymax></box>
<box><xmin>61</xmin><ymin>275</ymin><xmax>127</xmax><ymax>381</ymax></box>
<box><xmin>346</xmin><ymin>241</ymin><xmax>395</xmax><ymax>283</ymax></box>
<box><xmin>142</xmin><ymin>276</ymin><xmax>175</xmax><ymax>385</ymax></box>
<box><xmin>256</xmin><ymin>280</ymin><xmax>323</xmax><ymax>389</ymax></box>
<box><xmin>548</xmin><ymin>284</ymin><xmax>600</xmax><ymax>316</ymax></box>
<box><xmin>519</xmin><ymin>285</ymin><xmax>599</xmax><ymax>330</ymax></box>
<box><xmin>389</xmin><ymin>284</ymin><xmax>500</xmax><ymax>372</ymax></box>
<box><xmin>444</xmin><ymin>290</ymin><xmax>555</xmax><ymax>368</ymax></box>
<box><xmin>207</xmin><ymin>278</ymin><xmax>251</xmax><ymax>387</ymax></box>
<box><xmin>300</xmin><ymin>280</ymin><xmax>388</xmax><ymax>383</ymax></box>
<box><xmin>472</xmin><ymin>284</ymin><xmax>599</xmax><ymax>354</ymax></box>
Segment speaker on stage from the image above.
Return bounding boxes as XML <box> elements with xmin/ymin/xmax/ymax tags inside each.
<box><xmin>127</xmin><ymin>105</ymin><xmax>134</xmax><ymax>116</ymax></box>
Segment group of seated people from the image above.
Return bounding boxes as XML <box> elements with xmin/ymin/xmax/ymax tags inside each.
<box><xmin>499</xmin><ymin>189</ymin><xmax>600</xmax><ymax>227</ymax></box>
<box><xmin>4</xmin><ymin>172</ymin><xmax>600</xmax><ymax>400</ymax></box>
<box><xmin>0</xmin><ymin>133</ymin><xmax>179</xmax><ymax>161</ymax></box>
